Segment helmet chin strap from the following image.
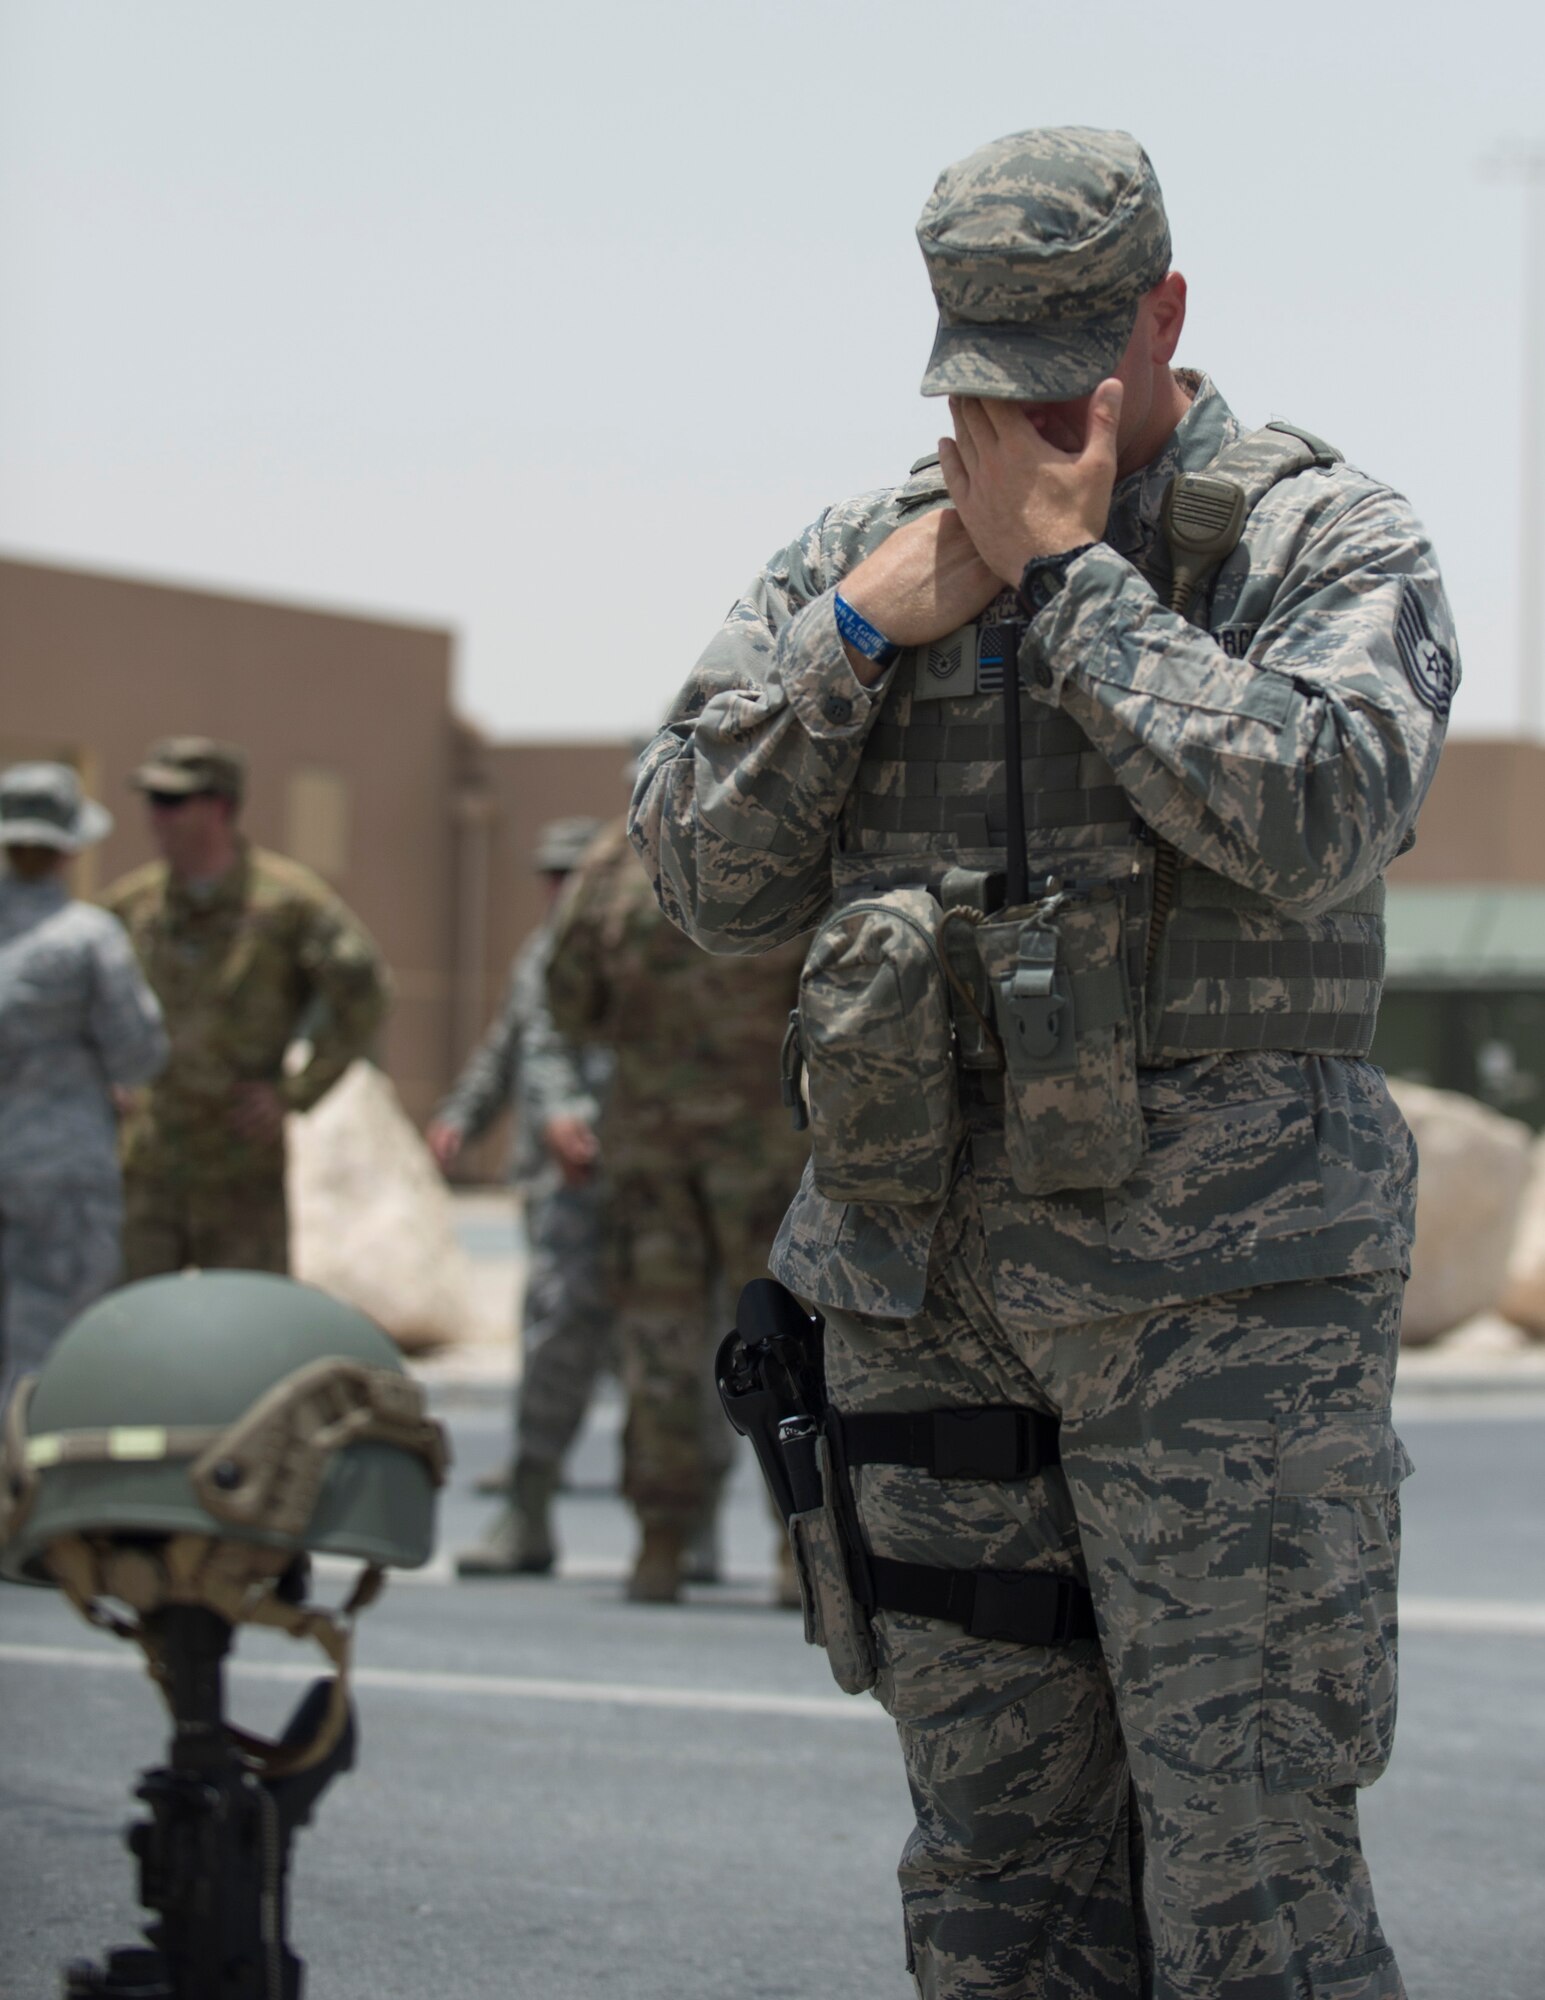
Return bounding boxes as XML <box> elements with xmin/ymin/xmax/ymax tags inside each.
<box><xmin>44</xmin><ymin>1532</ymin><xmax>385</xmax><ymax>1777</ymax></box>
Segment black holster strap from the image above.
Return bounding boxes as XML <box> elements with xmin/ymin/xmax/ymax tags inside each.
<box><xmin>841</xmin><ymin>1407</ymin><xmax>1060</xmax><ymax>1480</ymax></box>
<box><xmin>868</xmin><ymin>1557</ymin><xmax>1097</xmax><ymax>1647</ymax></box>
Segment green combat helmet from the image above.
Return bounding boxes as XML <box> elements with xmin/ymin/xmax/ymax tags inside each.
<box><xmin>0</xmin><ymin>1272</ymin><xmax>451</xmax><ymax>1999</ymax></box>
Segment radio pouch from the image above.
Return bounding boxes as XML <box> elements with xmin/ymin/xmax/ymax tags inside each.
<box><xmin>787</xmin><ymin>1431</ymin><xmax>878</xmax><ymax>1696</ymax></box>
<box><xmin>975</xmin><ymin>892</ymin><xmax>1145</xmax><ymax>1196</ymax></box>
<box><xmin>798</xmin><ymin>886</ymin><xmax>962</xmax><ymax>1204</ymax></box>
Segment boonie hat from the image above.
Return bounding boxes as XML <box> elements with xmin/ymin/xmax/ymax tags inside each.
<box><xmin>918</xmin><ymin>126</ymin><xmax>1171</xmax><ymax>402</ymax></box>
<box><xmin>0</xmin><ymin>762</ymin><xmax>113</xmax><ymax>853</ymax></box>
<box><xmin>131</xmin><ymin>736</ymin><xmax>247</xmax><ymax>802</ymax></box>
<box><xmin>531</xmin><ymin>816</ymin><xmax>601</xmax><ymax>873</ymax></box>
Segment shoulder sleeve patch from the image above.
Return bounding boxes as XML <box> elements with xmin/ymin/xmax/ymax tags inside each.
<box><xmin>1394</xmin><ymin>583</ymin><xmax>1456</xmax><ymax>717</ymax></box>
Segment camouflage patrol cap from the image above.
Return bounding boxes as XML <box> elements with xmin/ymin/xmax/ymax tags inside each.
<box><xmin>917</xmin><ymin>127</ymin><xmax>1171</xmax><ymax>401</ymax></box>
<box><xmin>531</xmin><ymin>816</ymin><xmax>600</xmax><ymax>873</ymax></box>
<box><xmin>131</xmin><ymin>736</ymin><xmax>247</xmax><ymax>802</ymax></box>
<box><xmin>0</xmin><ymin>762</ymin><xmax>113</xmax><ymax>852</ymax></box>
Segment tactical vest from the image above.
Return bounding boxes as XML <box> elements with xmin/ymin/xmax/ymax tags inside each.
<box><xmin>790</xmin><ymin>423</ymin><xmax>1388</xmax><ymax>1205</ymax></box>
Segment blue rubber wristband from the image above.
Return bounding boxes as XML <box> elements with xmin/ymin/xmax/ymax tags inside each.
<box><xmin>833</xmin><ymin>591</ymin><xmax>900</xmax><ymax>667</ymax></box>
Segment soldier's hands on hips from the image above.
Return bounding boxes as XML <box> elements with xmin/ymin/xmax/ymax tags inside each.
<box><xmin>425</xmin><ymin>1119</ymin><xmax>464</xmax><ymax>1171</ymax></box>
<box><xmin>940</xmin><ymin>382</ymin><xmax>1122</xmax><ymax>583</ymax></box>
<box><xmin>837</xmin><ymin>509</ymin><xmax>1002</xmax><ymax>684</ymax></box>
<box><xmin>229</xmin><ymin>1081</ymin><xmax>287</xmax><ymax>1144</ymax></box>
<box><xmin>543</xmin><ymin>1112</ymin><xmax>599</xmax><ymax>1188</ymax></box>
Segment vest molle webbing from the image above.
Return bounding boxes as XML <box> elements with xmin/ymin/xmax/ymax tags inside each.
<box><xmin>843</xmin><ymin>421</ymin><xmax>1384</xmax><ymax>1064</ymax></box>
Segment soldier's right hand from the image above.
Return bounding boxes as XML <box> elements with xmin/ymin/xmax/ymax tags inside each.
<box><xmin>425</xmin><ymin>1120</ymin><xmax>464</xmax><ymax>1170</ymax></box>
<box><xmin>837</xmin><ymin>509</ymin><xmax>1002</xmax><ymax>683</ymax></box>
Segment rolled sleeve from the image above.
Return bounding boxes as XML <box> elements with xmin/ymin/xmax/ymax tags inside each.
<box><xmin>632</xmin><ymin>510</ymin><xmax>900</xmax><ymax>954</ymax></box>
<box><xmin>780</xmin><ymin>593</ymin><xmax>895</xmax><ymax>739</ymax></box>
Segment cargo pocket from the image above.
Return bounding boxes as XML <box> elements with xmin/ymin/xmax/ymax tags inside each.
<box><xmin>976</xmin><ymin>893</ymin><xmax>1143</xmax><ymax>1196</ymax></box>
<box><xmin>1262</xmin><ymin>1411</ymin><xmax>1411</xmax><ymax>1792</ymax></box>
<box><xmin>1307</xmin><ymin>1943</ymin><xmax>1402</xmax><ymax>1999</ymax></box>
<box><xmin>799</xmin><ymin>887</ymin><xmax>960</xmax><ymax>1205</ymax></box>
<box><xmin>787</xmin><ymin>1435</ymin><xmax>877</xmax><ymax>1696</ymax></box>
<box><xmin>1104</xmin><ymin>1084</ymin><xmax>1324</xmax><ymax>1262</ymax></box>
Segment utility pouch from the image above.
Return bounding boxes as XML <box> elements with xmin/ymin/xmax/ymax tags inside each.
<box><xmin>787</xmin><ymin>1431</ymin><xmax>878</xmax><ymax>1695</ymax></box>
<box><xmin>799</xmin><ymin>887</ymin><xmax>961</xmax><ymax>1204</ymax></box>
<box><xmin>975</xmin><ymin>892</ymin><xmax>1145</xmax><ymax>1195</ymax></box>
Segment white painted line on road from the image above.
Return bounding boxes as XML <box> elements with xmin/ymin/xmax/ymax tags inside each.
<box><xmin>0</xmin><ymin>1641</ymin><xmax>884</xmax><ymax>1724</ymax></box>
<box><xmin>313</xmin><ymin>1553</ymin><xmax>779</xmax><ymax>1589</ymax></box>
<box><xmin>1394</xmin><ymin>1392</ymin><xmax>1545</xmax><ymax>1422</ymax></box>
<box><xmin>1400</xmin><ymin>1596</ymin><xmax>1545</xmax><ymax>1636</ymax></box>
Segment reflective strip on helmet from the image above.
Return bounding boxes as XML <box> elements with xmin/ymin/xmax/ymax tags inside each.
<box><xmin>107</xmin><ymin>1427</ymin><xmax>171</xmax><ymax>1460</ymax></box>
<box><xmin>23</xmin><ymin>1425</ymin><xmax>222</xmax><ymax>1470</ymax></box>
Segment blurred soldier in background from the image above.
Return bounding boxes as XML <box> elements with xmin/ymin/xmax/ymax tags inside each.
<box><xmin>426</xmin><ymin>816</ymin><xmax>614</xmax><ymax>1577</ymax></box>
<box><xmin>0</xmin><ymin>763</ymin><xmax>167</xmax><ymax>1404</ymax></box>
<box><xmin>546</xmin><ymin>819</ymin><xmax>809</xmax><ymax>1603</ymax></box>
<box><xmin>103</xmin><ymin>737</ymin><xmax>387</xmax><ymax>1279</ymax></box>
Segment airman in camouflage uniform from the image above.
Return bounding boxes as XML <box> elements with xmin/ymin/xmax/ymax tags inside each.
<box><xmin>546</xmin><ymin>819</ymin><xmax>810</xmax><ymax>1602</ymax></box>
<box><xmin>103</xmin><ymin>738</ymin><xmax>387</xmax><ymax>1279</ymax></box>
<box><xmin>630</xmin><ymin>130</ymin><xmax>1455</xmax><ymax>1999</ymax></box>
<box><xmin>426</xmin><ymin>817</ymin><xmax>616</xmax><ymax>1576</ymax></box>
<box><xmin>0</xmin><ymin>765</ymin><xmax>167</xmax><ymax>1405</ymax></box>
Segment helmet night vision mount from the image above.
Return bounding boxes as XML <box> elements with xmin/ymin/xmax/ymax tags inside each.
<box><xmin>0</xmin><ymin>1271</ymin><xmax>450</xmax><ymax>2000</ymax></box>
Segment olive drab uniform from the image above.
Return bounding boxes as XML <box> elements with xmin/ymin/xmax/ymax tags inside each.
<box><xmin>544</xmin><ymin>821</ymin><xmax>809</xmax><ymax>1539</ymax></box>
<box><xmin>104</xmin><ymin>842</ymin><xmax>387</xmax><ymax>1278</ymax></box>
<box><xmin>631</xmin><ymin>371</ymin><xmax>1456</xmax><ymax>1998</ymax></box>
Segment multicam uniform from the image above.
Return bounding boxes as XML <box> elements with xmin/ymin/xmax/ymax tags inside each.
<box><xmin>545</xmin><ymin>821</ymin><xmax>809</xmax><ymax>1531</ymax></box>
<box><xmin>0</xmin><ymin>879</ymin><xmax>167</xmax><ymax>1401</ymax></box>
<box><xmin>631</xmin><ymin>374</ymin><xmax>1456</xmax><ymax>1999</ymax></box>
<box><xmin>104</xmin><ymin>841</ymin><xmax>387</xmax><ymax>1278</ymax></box>
<box><xmin>435</xmin><ymin>922</ymin><xmax>615</xmax><ymax>1471</ymax></box>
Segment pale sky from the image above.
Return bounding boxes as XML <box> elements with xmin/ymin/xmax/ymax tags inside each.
<box><xmin>2</xmin><ymin>0</ymin><xmax>1541</xmax><ymax>742</ymax></box>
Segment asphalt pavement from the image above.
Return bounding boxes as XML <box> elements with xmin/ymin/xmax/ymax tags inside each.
<box><xmin>3</xmin><ymin>1309</ymin><xmax>1544</xmax><ymax>1997</ymax></box>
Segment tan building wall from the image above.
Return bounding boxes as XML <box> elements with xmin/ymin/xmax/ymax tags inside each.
<box><xmin>1387</xmin><ymin>739</ymin><xmax>1545</xmax><ymax>885</ymax></box>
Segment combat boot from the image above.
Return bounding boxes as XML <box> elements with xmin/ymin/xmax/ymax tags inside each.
<box><xmin>626</xmin><ymin>1521</ymin><xmax>688</xmax><ymax>1603</ymax></box>
<box><xmin>454</xmin><ymin>1460</ymin><xmax>559</xmax><ymax>1577</ymax></box>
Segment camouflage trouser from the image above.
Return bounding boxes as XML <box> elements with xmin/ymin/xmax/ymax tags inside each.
<box><xmin>0</xmin><ymin>1180</ymin><xmax>123</xmax><ymax>1409</ymax></box>
<box><xmin>514</xmin><ymin>1180</ymin><xmax>616</xmax><ymax>1469</ymax></box>
<box><xmin>608</xmin><ymin>1137</ymin><xmax>801</xmax><ymax>1525</ymax></box>
<box><xmin>121</xmin><ymin>1174</ymin><xmax>289</xmax><ymax>1281</ymax></box>
<box><xmin>824</xmin><ymin>1186</ymin><xmax>1408</xmax><ymax>2000</ymax></box>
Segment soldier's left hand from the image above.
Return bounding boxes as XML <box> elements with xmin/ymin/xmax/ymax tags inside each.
<box><xmin>229</xmin><ymin>1082</ymin><xmax>287</xmax><ymax>1143</ymax></box>
<box><xmin>940</xmin><ymin>382</ymin><xmax>1122</xmax><ymax>583</ymax></box>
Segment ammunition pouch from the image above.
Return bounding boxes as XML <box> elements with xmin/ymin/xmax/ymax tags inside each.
<box><xmin>795</xmin><ymin>886</ymin><xmax>961</xmax><ymax>1205</ymax></box>
<box><xmin>974</xmin><ymin>888</ymin><xmax>1145</xmax><ymax>1195</ymax></box>
<box><xmin>786</xmin><ymin>1428</ymin><xmax>878</xmax><ymax>1695</ymax></box>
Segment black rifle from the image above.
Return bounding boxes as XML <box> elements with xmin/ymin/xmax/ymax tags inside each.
<box><xmin>61</xmin><ymin>1601</ymin><xmax>354</xmax><ymax>2000</ymax></box>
